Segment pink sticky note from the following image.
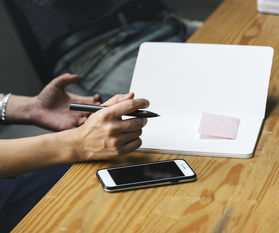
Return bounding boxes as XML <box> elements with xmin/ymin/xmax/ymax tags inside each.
<box><xmin>198</xmin><ymin>113</ymin><xmax>240</xmax><ymax>140</ymax></box>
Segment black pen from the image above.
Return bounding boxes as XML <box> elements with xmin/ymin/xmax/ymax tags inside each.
<box><xmin>69</xmin><ymin>103</ymin><xmax>160</xmax><ymax>118</ymax></box>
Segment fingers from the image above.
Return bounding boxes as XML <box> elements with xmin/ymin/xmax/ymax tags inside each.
<box><xmin>109</xmin><ymin>130</ymin><xmax>143</xmax><ymax>148</ymax></box>
<box><xmin>69</xmin><ymin>93</ymin><xmax>102</xmax><ymax>106</ymax></box>
<box><xmin>113</xmin><ymin>118</ymin><xmax>148</xmax><ymax>133</ymax></box>
<box><xmin>75</xmin><ymin>94</ymin><xmax>150</xmax><ymax>160</ymax></box>
<box><xmin>120</xmin><ymin>138</ymin><xmax>142</xmax><ymax>155</ymax></box>
<box><xmin>93</xmin><ymin>94</ymin><xmax>102</xmax><ymax>105</ymax></box>
<box><xmin>102</xmin><ymin>92</ymin><xmax>134</xmax><ymax>106</ymax></box>
<box><xmin>98</xmin><ymin>118</ymin><xmax>146</xmax><ymax>156</ymax></box>
<box><xmin>104</xmin><ymin>131</ymin><xmax>143</xmax><ymax>158</ymax></box>
<box><xmin>52</xmin><ymin>73</ymin><xmax>79</xmax><ymax>90</ymax></box>
<box><xmin>108</xmin><ymin>98</ymin><xmax>149</xmax><ymax>119</ymax></box>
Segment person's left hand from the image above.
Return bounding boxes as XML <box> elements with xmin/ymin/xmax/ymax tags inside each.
<box><xmin>32</xmin><ymin>73</ymin><xmax>102</xmax><ymax>131</ymax></box>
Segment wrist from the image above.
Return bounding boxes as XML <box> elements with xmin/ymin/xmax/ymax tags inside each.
<box><xmin>28</xmin><ymin>96</ymin><xmax>47</xmax><ymax>127</ymax></box>
<box><xmin>53</xmin><ymin>129</ymin><xmax>81</xmax><ymax>163</ymax></box>
<box><xmin>5</xmin><ymin>94</ymin><xmax>35</xmax><ymax>124</ymax></box>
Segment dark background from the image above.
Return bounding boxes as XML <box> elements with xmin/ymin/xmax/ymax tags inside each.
<box><xmin>0</xmin><ymin>0</ymin><xmax>222</xmax><ymax>138</ymax></box>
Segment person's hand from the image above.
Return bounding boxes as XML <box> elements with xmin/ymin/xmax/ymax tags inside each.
<box><xmin>69</xmin><ymin>93</ymin><xmax>149</xmax><ymax>160</ymax></box>
<box><xmin>32</xmin><ymin>73</ymin><xmax>102</xmax><ymax>130</ymax></box>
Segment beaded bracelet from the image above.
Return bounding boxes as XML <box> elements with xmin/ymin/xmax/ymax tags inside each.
<box><xmin>0</xmin><ymin>93</ymin><xmax>12</xmax><ymax>123</ymax></box>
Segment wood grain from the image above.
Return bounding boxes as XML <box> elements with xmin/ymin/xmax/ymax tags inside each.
<box><xmin>12</xmin><ymin>0</ymin><xmax>279</xmax><ymax>232</ymax></box>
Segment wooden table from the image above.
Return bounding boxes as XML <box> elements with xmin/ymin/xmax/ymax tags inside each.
<box><xmin>13</xmin><ymin>0</ymin><xmax>279</xmax><ymax>232</ymax></box>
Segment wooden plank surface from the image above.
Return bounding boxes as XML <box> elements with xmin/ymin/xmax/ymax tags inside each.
<box><xmin>12</xmin><ymin>0</ymin><xmax>279</xmax><ymax>232</ymax></box>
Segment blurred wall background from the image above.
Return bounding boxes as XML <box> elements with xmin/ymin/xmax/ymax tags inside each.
<box><xmin>0</xmin><ymin>1</ymin><xmax>42</xmax><ymax>95</ymax></box>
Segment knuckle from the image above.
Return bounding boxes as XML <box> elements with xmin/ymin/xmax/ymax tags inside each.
<box><xmin>94</xmin><ymin>112</ymin><xmax>106</xmax><ymax>122</ymax></box>
<box><xmin>105</xmin><ymin>122</ymin><xmax>117</xmax><ymax>135</ymax></box>
<box><xmin>133</xmin><ymin>119</ymin><xmax>145</xmax><ymax>129</ymax></box>
<box><xmin>125</xmin><ymin>100</ymin><xmax>134</xmax><ymax>110</ymax></box>
<box><xmin>139</xmin><ymin>119</ymin><xmax>147</xmax><ymax>127</ymax></box>
<box><xmin>100</xmin><ymin>111</ymin><xmax>113</xmax><ymax>121</ymax></box>
<box><xmin>136</xmin><ymin>138</ymin><xmax>142</xmax><ymax>147</ymax></box>
<box><xmin>110</xmin><ymin>137</ymin><xmax>120</xmax><ymax>147</ymax></box>
<box><xmin>137</xmin><ymin>129</ymin><xmax>143</xmax><ymax>136</ymax></box>
<box><xmin>114</xmin><ymin>147</ymin><xmax>123</xmax><ymax>156</ymax></box>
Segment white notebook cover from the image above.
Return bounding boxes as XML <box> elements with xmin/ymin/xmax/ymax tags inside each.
<box><xmin>258</xmin><ymin>0</ymin><xmax>279</xmax><ymax>15</ymax></box>
<box><xmin>130</xmin><ymin>42</ymin><xmax>274</xmax><ymax>158</ymax></box>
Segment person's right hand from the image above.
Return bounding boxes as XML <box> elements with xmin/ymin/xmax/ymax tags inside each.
<box><xmin>70</xmin><ymin>93</ymin><xmax>149</xmax><ymax>161</ymax></box>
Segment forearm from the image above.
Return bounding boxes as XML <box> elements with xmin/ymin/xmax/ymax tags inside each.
<box><xmin>0</xmin><ymin>94</ymin><xmax>148</xmax><ymax>177</ymax></box>
<box><xmin>0</xmin><ymin>130</ymin><xmax>76</xmax><ymax>177</ymax></box>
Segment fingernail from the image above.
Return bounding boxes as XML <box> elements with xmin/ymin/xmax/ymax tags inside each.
<box><xmin>144</xmin><ymin>100</ymin><xmax>150</xmax><ymax>108</ymax></box>
<box><xmin>126</xmin><ymin>92</ymin><xmax>134</xmax><ymax>98</ymax></box>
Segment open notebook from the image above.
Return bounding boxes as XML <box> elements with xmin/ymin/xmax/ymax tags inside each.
<box><xmin>130</xmin><ymin>42</ymin><xmax>274</xmax><ymax>158</ymax></box>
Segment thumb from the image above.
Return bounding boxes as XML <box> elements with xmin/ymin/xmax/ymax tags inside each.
<box><xmin>52</xmin><ymin>73</ymin><xmax>79</xmax><ymax>90</ymax></box>
<box><xmin>102</xmin><ymin>92</ymin><xmax>135</xmax><ymax>106</ymax></box>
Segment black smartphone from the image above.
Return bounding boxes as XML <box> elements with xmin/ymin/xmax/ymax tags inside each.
<box><xmin>96</xmin><ymin>159</ymin><xmax>197</xmax><ymax>192</ymax></box>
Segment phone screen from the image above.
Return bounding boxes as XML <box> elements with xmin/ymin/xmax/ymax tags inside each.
<box><xmin>107</xmin><ymin>161</ymin><xmax>185</xmax><ymax>185</ymax></box>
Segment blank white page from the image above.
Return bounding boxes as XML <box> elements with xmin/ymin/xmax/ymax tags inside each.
<box><xmin>130</xmin><ymin>42</ymin><xmax>274</xmax><ymax>158</ymax></box>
